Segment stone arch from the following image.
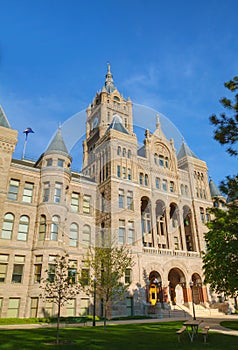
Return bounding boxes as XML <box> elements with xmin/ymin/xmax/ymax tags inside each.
<box><xmin>168</xmin><ymin>267</ymin><xmax>187</xmax><ymax>305</ymax></box>
<box><xmin>191</xmin><ymin>272</ymin><xmax>204</xmax><ymax>304</ymax></box>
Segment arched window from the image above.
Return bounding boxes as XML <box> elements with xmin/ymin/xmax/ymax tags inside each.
<box><xmin>1</xmin><ymin>213</ymin><xmax>14</xmax><ymax>239</ymax></box>
<box><xmin>145</xmin><ymin>174</ymin><xmax>149</xmax><ymax>186</ymax></box>
<box><xmin>17</xmin><ymin>215</ymin><xmax>29</xmax><ymax>241</ymax></box>
<box><xmin>38</xmin><ymin>215</ymin><xmax>46</xmax><ymax>241</ymax></box>
<box><xmin>128</xmin><ymin>149</ymin><xmax>131</xmax><ymax>159</ymax></box>
<box><xmin>122</xmin><ymin>148</ymin><xmax>126</xmax><ymax>157</ymax></box>
<box><xmin>82</xmin><ymin>225</ymin><xmax>91</xmax><ymax>246</ymax></box>
<box><xmin>117</xmin><ymin>146</ymin><xmax>121</xmax><ymax>156</ymax></box>
<box><xmin>69</xmin><ymin>223</ymin><xmax>78</xmax><ymax>247</ymax></box>
<box><xmin>50</xmin><ymin>216</ymin><xmax>59</xmax><ymax>241</ymax></box>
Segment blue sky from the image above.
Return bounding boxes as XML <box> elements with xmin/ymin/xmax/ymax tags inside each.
<box><xmin>0</xmin><ymin>0</ymin><xmax>237</xmax><ymax>186</ymax></box>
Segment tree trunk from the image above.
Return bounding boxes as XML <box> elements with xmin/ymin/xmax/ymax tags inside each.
<box><xmin>56</xmin><ymin>302</ymin><xmax>61</xmax><ymax>344</ymax></box>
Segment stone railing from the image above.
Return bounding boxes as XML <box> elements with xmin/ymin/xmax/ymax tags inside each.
<box><xmin>142</xmin><ymin>247</ymin><xmax>201</xmax><ymax>258</ymax></box>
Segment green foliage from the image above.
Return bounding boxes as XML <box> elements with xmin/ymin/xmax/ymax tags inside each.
<box><xmin>203</xmin><ymin>204</ymin><xmax>238</xmax><ymax>297</ymax></box>
<box><xmin>209</xmin><ymin>76</ymin><xmax>238</xmax><ymax>156</ymax></box>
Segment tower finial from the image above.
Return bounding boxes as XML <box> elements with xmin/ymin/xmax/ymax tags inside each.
<box><xmin>104</xmin><ymin>62</ymin><xmax>115</xmax><ymax>93</ymax></box>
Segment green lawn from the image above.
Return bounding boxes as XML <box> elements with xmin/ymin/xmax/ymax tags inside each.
<box><xmin>0</xmin><ymin>321</ymin><xmax>237</xmax><ymax>350</ymax></box>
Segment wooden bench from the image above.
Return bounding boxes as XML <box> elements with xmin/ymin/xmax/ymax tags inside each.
<box><xmin>176</xmin><ymin>326</ymin><xmax>186</xmax><ymax>342</ymax></box>
<box><xmin>202</xmin><ymin>326</ymin><xmax>210</xmax><ymax>343</ymax></box>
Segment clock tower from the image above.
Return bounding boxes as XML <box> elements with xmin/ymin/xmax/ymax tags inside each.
<box><xmin>83</xmin><ymin>64</ymin><xmax>133</xmax><ymax>168</ymax></box>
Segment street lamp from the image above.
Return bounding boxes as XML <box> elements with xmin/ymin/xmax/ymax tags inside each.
<box><xmin>189</xmin><ymin>281</ymin><xmax>196</xmax><ymax>320</ymax></box>
<box><xmin>93</xmin><ymin>277</ymin><xmax>97</xmax><ymax>326</ymax></box>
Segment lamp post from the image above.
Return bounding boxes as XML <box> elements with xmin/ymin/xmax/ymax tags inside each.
<box><xmin>189</xmin><ymin>281</ymin><xmax>196</xmax><ymax>320</ymax></box>
<box><xmin>93</xmin><ymin>277</ymin><xmax>97</xmax><ymax>326</ymax></box>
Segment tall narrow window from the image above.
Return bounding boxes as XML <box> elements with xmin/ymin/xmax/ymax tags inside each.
<box><xmin>69</xmin><ymin>223</ymin><xmax>78</xmax><ymax>247</ymax></box>
<box><xmin>30</xmin><ymin>298</ymin><xmax>39</xmax><ymax>318</ymax></box>
<box><xmin>71</xmin><ymin>192</ymin><xmax>79</xmax><ymax>212</ymax></box>
<box><xmin>38</xmin><ymin>215</ymin><xmax>46</xmax><ymax>241</ymax></box>
<box><xmin>117</xmin><ymin>146</ymin><xmax>121</xmax><ymax>156</ymax></box>
<box><xmin>127</xmin><ymin>191</ymin><xmax>133</xmax><ymax>210</ymax></box>
<box><xmin>34</xmin><ymin>256</ymin><xmax>43</xmax><ymax>283</ymax></box>
<box><xmin>8</xmin><ymin>179</ymin><xmax>20</xmax><ymax>201</ymax></box>
<box><xmin>139</xmin><ymin>173</ymin><xmax>143</xmax><ymax>185</ymax></box>
<box><xmin>145</xmin><ymin>174</ymin><xmax>148</xmax><ymax>186</ymax></box>
<box><xmin>83</xmin><ymin>195</ymin><xmax>91</xmax><ymax>214</ymax></box>
<box><xmin>101</xmin><ymin>192</ymin><xmax>105</xmax><ymax>212</ymax></box>
<box><xmin>174</xmin><ymin>237</ymin><xmax>179</xmax><ymax>250</ymax></box>
<box><xmin>48</xmin><ymin>256</ymin><xmax>56</xmax><ymax>283</ymax></box>
<box><xmin>0</xmin><ymin>254</ymin><xmax>9</xmax><ymax>283</ymax></box>
<box><xmin>200</xmin><ymin>207</ymin><xmax>205</xmax><ymax>224</ymax></box>
<box><xmin>17</xmin><ymin>215</ymin><xmax>29</xmax><ymax>241</ymax></box>
<box><xmin>128</xmin><ymin>221</ymin><xmax>134</xmax><ymax>245</ymax></box>
<box><xmin>169</xmin><ymin>181</ymin><xmax>175</xmax><ymax>193</ymax></box>
<box><xmin>122</xmin><ymin>166</ymin><xmax>126</xmax><ymax>179</ymax></box>
<box><xmin>159</xmin><ymin>155</ymin><xmax>164</xmax><ymax>166</ymax></box>
<box><xmin>1</xmin><ymin>213</ymin><xmax>14</xmax><ymax>239</ymax></box>
<box><xmin>119</xmin><ymin>219</ymin><xmax>125</xmax><ymax>245</ymax></box>
<box><xmin>54</xmin><ymin>182</ymin><xmax>62</xmax><ymax>203</ymax></box>
<box><xmin>50</xmin><ymin>216</ymin><xmax>59</xmax><ymax>241</ymax></box>
<box><xmin>22</xmin><ymin>182</ymin><xmax>34</xmax><ymax>203</ymax></box>
<box><xmin>12</xmin><ymin>255</ymin><xmax>25</xmax><ymax>283</ymax></box>
<box><xmin>68</xmin><ymin>260</ymin><xmax>77</xmax><ymax>284</ymax></box>
<box><xmin>122</xmin><ymin>148</ymin><xmax>126</xmax><ymax>157</ymax></box>
<box><xmin>162</xmin><ymin>179</ymin><xmax>167</xmax><ymax>191</ymax></box>
<box><xmin>118</xmin><ymin>189</ymin><xmax>125</xmax><ymax>209</ymax></box>
<box><xmin>43</xmin><ymin>182</ymin><xmax>50</xmax><ymax>202</ymax></box>
<box><xmin>117</xmin><ymin>165</ymin><xmax>121</xmax><ymax>178</ymax></box>
<box><xmin>125</xmin><ymin>268</ymin><xmax>132</xmax><ymax>284</ymax></box>
<box><xmin>128</xmin><ymin>168</ymin><xmax>131</xmax><ymax>180</ymax></box>
<box><xmin>82</xmin><ymin>225</ymin><xmax>91</xmax><ymax>246</ymax></box>
<box><xmin>155</xmin><ymin>177</ymin><xmax>160</xmax><ymax>189</ymax></box>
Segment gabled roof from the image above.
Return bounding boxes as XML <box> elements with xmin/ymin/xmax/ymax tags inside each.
<box><xmin>177</xmin><ymin>140</ymin><xmax>198</xmax><ymax>160</ymax></box>
<box><xmin>106</xmin><ymin>114</ymin><xmax>129</xmax><ymax>135</ymax></box>
<box><xmin>45</xmin><ymin>128</ymin><xmax>69</xmax><ymax>155</ymax></box>
<box><xmin>0</xmin><ymin>105</ymin><xmax>11</xmax><ymax>128</ymax></box>
<box><xmin>209</xmin><ymin>178</ymin><xmax>222</xmax><ymax>198</ymax></box>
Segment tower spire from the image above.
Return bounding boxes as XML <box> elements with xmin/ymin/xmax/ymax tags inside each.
<box><xmin>104</xmin><ymin>62</ymin><xmax>116</xmax><ymax>93</ymax></box>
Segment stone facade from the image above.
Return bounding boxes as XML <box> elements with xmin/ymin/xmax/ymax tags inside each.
<box><xmin>0</xmin><ymin>66</ymin><xmax>217</xmax><ymax>318</ymax></box>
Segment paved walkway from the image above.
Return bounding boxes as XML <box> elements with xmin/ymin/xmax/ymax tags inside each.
<box><xmin>0</xmin><ymin>314</ymin><xmax>237</xmax><ymax>336</ymax></box>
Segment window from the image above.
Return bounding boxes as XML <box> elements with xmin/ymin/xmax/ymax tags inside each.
<box><xmin>30</xmin><ymin>298</ymin><xmax>39</xmax><ymax>318</ymax></box>
<box><xmin>71</xmin><ymin>192</ymin><xmax>79</xmax><ymax>212</ymax></box>
<box><xmin>38</xmin><ymin>215</ymin><xmax>46</xmax><ymax>241</ymax></box>
<box><xmin>159</xmin><ymin>155</ymin><xmax>164</xmax><ymax>166</ymax></box>
<box><xmin>43</xmin><ymin>182</ymin><xmax>50</xmax><ymax>202</ymax></box>
<box><xmin>81</xmin><ymin>265</ymin><xmax>89</xmax><ymax>286</ymax></box>
<box><xmin>17</xmin><ymin>215</ymin><xmax>29</xmax><ymax>241</ymax></box>
<box><xmin>174</xmin><ymin>237</ymin><xmax>179</xmax><ymax>250</ymax></box>
<box><xmin>117</xmin><ymin>165</ymin><xmax>121</xmax><ymax>178</ymax></box>
<box><xmin>122</xmin><ymin>148</ymin><xmax>126</xmax><ymax>157</ymax></box>
<box><xmin>119</xmin><ymin>189</ymin><xmax>124</xmax><ymax>209</ymax></box>
<box><xmin>22</xmin><ymin>182</ymin><xmax>34</xmax><ymax>203</ymax></box>
<box><xmin>155</xmin><ymin>177</ymin><xmax>160</xmax><ymax>189</ymax></box>
<box><xmin>101</xmin><ymin>192</ymin><xmax>105</xmax><ymax>212</ymax></box>
<box><xmin>206</xmin><ymin>209</ymin><xmax>210</xmax><ymax>222</ymax></box>
<box><xmin>169</xmin><ymin>181</ymin><xmax>175</xmax><ymax>193</ymax></box>
<box><xmin>68</xmin><ymin>260</ymin><xmax>77</xmax><ymax>284</ymax></box>
<box><xmin>145</xmin><ymin>174</ymin><xmax>148</xmax><ymax>186</ymax></box>
<box><xmin>0</xmin><ymin>254</ymin><xmax>9</xmax><ymax>283</ymax></box>
<box><xmin>165</xmin><ymin>157</ymin><xmax>169</xmax><ymax>168</ymax></box>
<box><xmin>82</xmin><ymin>225</ymin><xmax>91</xmax><ymax>246</ymax></box>
<box><xmin>50</xmin><ymin>216</ymin><xmax>59</xmax><ymax>241</ymax></box>
<box><xmin>7</xmin><ymin>298</ymin><xmax>20</xmax><ymax>318</ymax></box>
<box><xmin>128</xmin><ymin>221</ymin><xmax>134</xmax><ymax>245</ymax></box>
<box><xmin>12</xmin><ymin>255</ymin><xmax>25</xmax><ymax>283</ymax></box>
<box><xmin>200</xmin><ymin>208</ymin><xmax>205</xmax><ymax>224</ymax></box>
<box><xmin>128</xmin><ymin>168</ymin><xmax>131</xmax><ymax>180</ymax></box>
<box><xmin>66</xmin><ymin>299</ymin><xmax>76</xmax><ymax>317</ymax></box>
<box><xmin>139</xmin><ymin>173</ymin><xmax>143</xmax><ymax>185</ymax></box>
<box><xmin>128</xmin><ymin>150</ymin><xmax>131</xmax><ymax>158</ymax></box>
<box><xmin>69</xmin><ymin>223</ymin><xmax>78</xmax><ymax>247</ymax></box>
<box><xmin>7</xmin><ymin>179</ymin><xmax>20</xmax><ymax>201</ymax></box>
<box><xmin>119</xmin><ymin>219</ymin><xmax>125</xmax><ymax>245</ymax></box>
<box><xmin>48</xmin><ymin>256</ymin><xmax>56</xmax><ymax>282</ymax></box>
<box><xmin>34</xmin><ymin>256</ymin><xmax>43</xmax><ymax>283</ymax></box>
<box><xmin>122</xmin><ymin>166</ymin><xmax>126</xmax><ymax>179</ymax></box>
<box><xmin>83</xmin><ymin>195</ymin><xmax>91</xmax><ymax>214</ymax></box>
<box><xmin>46</xmin><ymin>158</ymin><xmax>53</xmax><ymax>166</ymax></box>
<box><xmin>117</xmin><ymin>146</ymin><xmax>121</xmax><ymax>156</ymax></box>
<box><xmin>57</xmin><ymin>158</ymin><xmax>64</xmax><ymax>167</ymax></box>
<box><xmin>162</xmin><ymin>179</ymin><xmax>167</xmax><ymax>191</ymax></box>
<box><xmin>127</xmin><ymin>191</ymin><xmax>133</xmax><ymax>210</ymax></box>
<box><xmin>1</xmin><ymin>213</ymin><xmax>14</xmax><ymax>239</ymax></box>
<box><xmin>125</xmin><ymin>268</ymin><xmax>131</xmax><ymax>284</ymax></box>
<box><xmin>54</xmin><ymin>182</ymin><xmax>62</xmax><ymax>203</ymax></box>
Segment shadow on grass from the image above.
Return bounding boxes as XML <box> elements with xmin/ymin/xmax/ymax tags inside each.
<box><xmin>0</xmin><ymin>322</ymin><xmax>237</xmax><ymax>350</ymax></box>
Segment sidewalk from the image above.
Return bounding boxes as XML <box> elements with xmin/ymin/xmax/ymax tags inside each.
<box><xmin>0</xmin><ymin>314</ymin><xmax>237</xmax><ymax>336</ymax></box>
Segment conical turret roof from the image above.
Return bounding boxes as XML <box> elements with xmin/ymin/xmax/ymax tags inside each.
<box><xmin>45</xmin><ymin>127</ymin><xmax>69</xmax><ymax>156</ymax></box>
<box><xmin>177</xmin><ymin>139</ymin><xmax>198</xmax><ymax>160</ymax></box>
<box><xmin>209</xmin><ymin>178</ymin><xmax>222</xmax><ymax>198</ymax></box>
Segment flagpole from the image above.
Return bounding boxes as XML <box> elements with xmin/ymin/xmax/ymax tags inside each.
<box><xmin>22</xmin><ymin>127</ymin><xmax>34</xmax><ymax>160</ymax></box>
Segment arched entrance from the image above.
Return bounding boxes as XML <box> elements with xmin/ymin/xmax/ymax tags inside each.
<box><xmin>168</xmin><ymin>268</ymin><xmax>187</xmax><ymax>305</ymax></box>
<box><xmin>148</xmin><ymin>271</ymin><xmax>163</xmax><ymax>304</ymax></box>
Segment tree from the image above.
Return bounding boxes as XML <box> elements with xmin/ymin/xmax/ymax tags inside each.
<box><xmin>40</xmin><ymin>254</ymin><xmax>81</xmax><ymax>344</ymax></box>
<box><xmin>203</xmin><ymin>76</ymin><xmax>238</xmax><ymax>308</ymax></box>
<box><xmin>80</xmin><ymin>234</ymin><xmax>133</xmax><ymax>330</ymax></box>
<box><xmin>209</xmin><ymin>76</ymin><xmax>238</xmax><ymax>156</ymax></box>
<box><xmin>203</xmin><ymin>204</ymin><xmax>238</xmax><ymax>307</ymax></box>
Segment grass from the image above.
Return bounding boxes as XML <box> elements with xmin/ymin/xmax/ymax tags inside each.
<box><xmin>0</xmin><ymin>321</ymin><xmax>237</xmax><ymax>350</ymax></box>
<box><xmin>221</xmin><ymin>321</ymin><xmax>238</xmax><ymax>331</ymax></box>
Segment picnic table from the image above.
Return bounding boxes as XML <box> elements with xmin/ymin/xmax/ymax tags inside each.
<box><xmin>183</xmin><ymin>320</ymin><xmax>203</xmax><ymax>342</ymax></box>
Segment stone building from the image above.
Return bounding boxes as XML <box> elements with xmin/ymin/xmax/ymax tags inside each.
<box><xmin>0</xmin><ymin>65</ymin><xmax>221</xmax><ymax>318</ymax></box>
